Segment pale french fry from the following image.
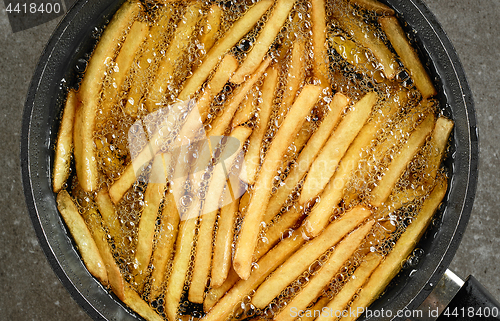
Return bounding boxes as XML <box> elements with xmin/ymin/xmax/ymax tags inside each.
<box><xmin>204</xmin><ymin>266</ymin><xmax>240</xmax><ymax>311</ymax></box>
<box><xmin>53</xmin><ymin>90</ymin><xmax>77</xmax><ymax>193</ymax></box>
<box><xmin>74</xmin><ymin>0</ymin><xmax>142</xmax><ymax>192</ymax></box>
<box><xmin>315</xmin><ymin>252</ymin><xmax>383</xmax><ymax>321</ymax></box>
<box><xmin>211</xmin><ymin>198</ymin><xmax>240</xmax><ymax>288</ymax></box>
<box><xmin>304</xmin><ymin>90</ymin><xmax>405</xmax><ymax>236</ymax></box>
<box><xmin>123</xmin><ymin>286</ymin><xmax>163</xmax><ymax>321</ymax></box>
<box><xmin>311</xmin><ymin>0</ymin><xmax>330</xmax><ymax>87</ymax></box>
<box><xmin>146</xmin><ymin>2</ymin><xmax>203</xmax><ymax>111</ymax></box>
<box><xmin>333</xmin><ymin>7</ymin><xmax>397</xmax><ymax>79</ymax></box>
<box><xmin>123</xmin><ymin>5</ymin><xmax>175</xmax><ymax>116</ymax></box>
<box><xmin>189</xmin><ymin>127</ymin><xmax>253</xmax><ymax>303</ymax></box>
<box><xmin>300</xmin><ymin>296</ymin><xmax>331</xmax><ymax>321</ymax></box>
<box><xmin>231</xmin><ymin>0</ymin><xmax>298</xmax><ymax>84</ymax></box>
<box><xmin>133</xmin><ymin>154</ymin><xmax>170</xmax><ymax>289</ymax></box>
<box><xmin>371</xmin><ymin>113</ymin><xmax>435</xmax><ymax>207</ymax></box>
<box><xmin>197</xmin><ymin>54</ymin><xmax>239</xmax><ymax>122</ymax></box>
<box><xmin>99</xmin><ymin>20</ymin><xmax>149</xmax><ymax>125</ymax></box>
<box><xmin>231</xmin><ymin>85</ymin><xmax>258</xmax><ymax>127</ymax></box>
<box><xmin>340</xmin><ymin>177</ymin><xmax>448</xmax><ymax>321</ymax></box>
<box><xmin>265</xmin><ymin>93</ymin><xmax>348</xmax><ymax>221</ymax></box>
<box><xmin>56</xmin><ymin>190</ymin><xmax>107</xmax><ymax>285</ymax></box>
<box><xmin>275</xmin><ymin>221</ymin><xmax>375</xmax><ymax>321</ymax></box>
<box><xmin>379</xmin><ymin>16</ymin><xmax>436</xmax><ymax>98</ymax></box>
<box><xmin>275</xmin><ymin>38</ymin><xmax>306</xmax><ymax>126</ymax></box>
<box><xmin>95</xmin><ymin>188</ymin><xmax>124</xmax><ymax>249</ymax></box>
<box><xmin>300</xmin><ymin>91</ymin><xmax>377</xmax><ymax>205</ymax></box>
<box><xmin>240</xmin><ymin>66</ymin><xmax>279</xmax><ymax>185</ymax></box>
<box><xmin>351</xmin><ymin>0</ymin><xmax>395</xmax><ymax>15</ymax></box>
<box><xmin>149</xmin><ymin>191</ymin><xmax>180</xmax><ymax>300</ymax></box>
<box><xmin>200</xmin><ymin>4</ymin><xmax>223</xmax><ymax>53</ymax></box>
<box><xmin>234</xmin><ymin>84</ymin><xmax>322</xmax><ymax>280</ymax></box>
<box><xmin>208</xmin><ymin>57</ymin><xmax>271</xmax><ymax>137</ymax></box>
<box><xmin>201</xmin><ymin>228</ymin><xmax>307</xmax><ymax>321</ymax></box>
<box><xmin>178</xmin><ymin>0</ymin><xmax>273</xmax><ymax>101</ymax></box>
<box><xmin>252</xmin><ymin>206</ymin><xmax>372</xmax><ymax>309</ymax></box>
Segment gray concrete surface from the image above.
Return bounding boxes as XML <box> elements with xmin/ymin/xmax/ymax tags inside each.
<box><xmin>0</xmin><ymin>0</ymin><xmax>498</xmax><ymax>320</ymax></box>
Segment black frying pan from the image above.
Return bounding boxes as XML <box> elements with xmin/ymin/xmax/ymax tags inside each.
<box><xmin>20</xmin><ymin>0</ymin><xmax>485</xmax><ymax>320</ymax></box>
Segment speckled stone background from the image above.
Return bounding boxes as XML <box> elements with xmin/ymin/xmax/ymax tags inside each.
<box><xmin>0</xmin><ymin>0</ymin><xmax>498</xmax><ymax>320</ymax></box>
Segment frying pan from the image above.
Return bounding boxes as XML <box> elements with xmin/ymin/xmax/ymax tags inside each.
<box><xmin>20</xmin><ymin>0</ymin><xmax>488</xmax><ymax>320</ymax></box>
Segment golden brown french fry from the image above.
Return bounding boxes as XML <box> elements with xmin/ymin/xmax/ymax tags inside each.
<box><xmin>74</xmin><ymin>0</ymin><xmax>142</xmax><ymax>192</ymax></box>
<box><xmin>275</xmin><ymin>38</ymin><xmax>306</xmax><ymax>126</ymax></box>
<box><xmin>53</xmin><ymin>90</ymin><xmax>77</xmax><ymax>193</ymax></box>
<box><xmin>275</xmin><ymin>221</ymin><xmax>375</xmax><ymax>321</ymax></box>
<box><xmin>200</xmin><ymin>4</ymin><xmax>223</xmax><ymax>53</ymax></box>
<box><xmin>333</xmin><ymin>7</ymin><xmax>397</xmax><ymax>79</ymax></box>
<box><xmin>426</xmin><ymin>117</ymin><xmax>454</xmax><ymax>182</ymax></box>
<box><xmin>371</xmin><ymin>113</ymin><xmax>435</xmax><ymax>207</ymax></box>
<box><xmin>300</xmin><ymin>92</ymin><xmax>377</xmax><ymax>205</ymax></box>
<box><xmin>379</xmin><ymin>16</ymin><xmax>436</xmax><ymax>98</ymax></box>
<box><xmin>204</xmin><ymin>266</ymin><xmax>240</xmax><ymax>311</ymax></box>
<box><xmin>231</xmin><ymin>0</ymin><xmax>297</xmax><ymax>84</ymax></box>
<box><xmin>95</xmin><ymin>188</ymin><xmax>124</xmax><ymax>249</ymax></box>
<box><xmin>211</xmin><ymin>198</ymin><xmax>240</xmax><ymax>288</ymax></box>
<box><xmin>315</xmin><ymin>252</ymin><xmax>383</xmax><ymax>321</ymax></box>
<box><xmin>201</xmin><ymin>228</ymin><xmax>307</xmax><ymax>321</ymax></box>
<box><xmin>311</xmin><ymin>0</ymin><xmax>330</xmax><ymax>87</ymax></box>
<box><xmin>340</xmin><ymin>177</ymin><xmax>448</xmax><ymax>321</ymax></box>
<box><xmin>146</xmin><ymin>2</ymin><xmax>203</xmax><ymax>111</ymax></box>
<box><xmin>123</xmin><ymin>5</ymin><xmax>175</xmax><ymax>116</ymax></box>
<box><xmin>123</xmin><ymin>285</ymin><xmax>163</xmax><ymax>321</ymax></box>
<box><xmin>265</xmin><ymin>93</ymin><xmax>348</xmax><ymax>221</ymax></box>
<box><xmin>239</xmin><ymin>66</ymin><xmax>279</xmax><ymax>185</ymax></box>
<box><xmin>178</xmin><ymin>0</ymin><xmax>273</xmax><ymax>101</ymax></box>
<box><xmin>99</xmin><ymin>20</ymin><xmax>149</xmax><ymax>125</ymax></box>
<box><xmin>133</xmin><ymin>154</ymin><xmax>170</xmax><ymax>289</ymax></box>
<box><xmin>330</xmin><ymin>35</ymin><xmax>372</xmax><ymax>70</ymax></box>
<box><xmin>149</xmin><ymin>191</ymin><xmax>180</xmax><ymax>300</ymax></box>
<box><xmin>252</xmin><ymin>206</ymin><xmax>372</xmax><ymax>309</ymax></box>
<box><xmin>56</xmin><ymin>190</ymin><xmax>108</xmax><ymax>286</ymax></box>
<box><xmin>231</xmin><ymin>85</ymin><xmax>258</xmax><ymax>127</ymax></box>
<box><xmin>197</xmin><ymin>54</ymin><xmax>239</xmax><ymax>122</ymax></box>
<box><xmin>304</xmin><ymin>90</ymin><xmax>405</xmax><ymax>236</ymax></box>
<box><xmin>208</xmin><ymin>57</ymin><xmax>271</xmax><ymax>137</ymax></box>
<box><xmin>234</xmin><ymin>84</ymin><xmax>322</xmax><ymax>280</ymax></box>
<box><xmin>300</xmin><ymin>296</ymin><xmax>331</xmax><ymax>321</ymax></box>
<box><xmin>351</xmin><ymin>0</ymin><xmax>395</xmax><ymax>15</ymax></box>
<box><xmin>189</xmin><ymin>127</ymin><xmax>253</xmax><ymax>303</ymax></box>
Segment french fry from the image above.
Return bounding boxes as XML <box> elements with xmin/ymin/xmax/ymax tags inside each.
<box><xmin>231</xmin><ymin>0</ymin><xmax>298</xmax><ymax>84</ymax></box>
<box><xmin>197</xmin><ymin>54</ymin><xmax>239</xmax><ymax>122</ymax></box>
<box><xmin>53</xmin><ymin>89</ymin><xmax>77</xmax><ymax>193</ymax></box>
<box><xmin>304</xmin><ymin>90</ymin><xmax>405</xmax><ymax>236</ymax></box>
<box><xmin>74</xmin><ymin>0</ymin><xmax>142</xmax><ymax>192</ymax></box>
<box><xmin>240</xmin><ymin>66</ymin><xmax>279</xmax><ymax>185</ymax></box>
<box><xmin>351</xmin><ymin>0</ymin><xmax>395</xmax><ymax>15</ymax></box>
<box><xmin>311</xmin><ymin>0</ymin><xmax>330</xmax><ymax>87</ymax></box>
<box><xmin>200</xmin><ymin>4</ymin><xmax>223</xmax><ymax>53</ymax></box>
<box><xmin>231</xmin><ymin>85</ymin><xmax>258</xmax><ymax>127</ymax></box>
<box><xmin>95</xmin><ymin>188</ymin><xmax>124</xmax><ymax>250</ymax></box>
<box><xmin>234</xmin><ymin>84</ymin><xmax>322</xmax><ymax>280</ymax></box>
<box><xmin>340</xmin><ymin>177</ymin><xmax>448</xmax><ymax>321</ymax></box>
<box><xmin>300</xmin><ymin>91</ymin><xmax>377</xmax><ymax>205</ymax></box>
<box><xmin>371</xmin><ymin>113</ymin><xmax>435</xmax><ymax>207</ymax></box>
<box><xmin>98</xmin><ymin>20</ymin><xmax>149</xmax><ymax>125</ymax></box>
<box><xmin>330</xmin><ymin>35</ymin><xmax>372</xmax><ymax>70</ymax></box>
<box><xmin>204</xmin><ymin>266</ymin><xmax>240</xmax><ymax>311</ymax></box>
<box><xmin>178</xmin><ymin>0</ymin><xmax>273</xmax><ymax>101</ymax></box>
<box><xmin>123</xmin><ymin>4</ymin><xmax>175</xmax><ymax>116</ymax></box>
<box><xmin>379</xmin><ymin>16</ymin><xmax>436</xmax><ymax>98</ymax></box>
<box><xmin>315</xmin><ymin>252</ymin><xmax>383</xmax><ymax>321</ymax></box>
<box><xmin>265</xmin><ymin>93</ymin><xmax>348</xmax><ymax>221</ymax></box>
<box><xmin>149</xmin><ymin>191</ymin><xmax>180</xmax><ymax>300</ymax></box>
<box><xmin>211</xmin><ymin>198</ymin><xmax>240</xmax><ymax>288</ymax></box>
<box><xmin>333</xmin><ymin>6</ymin><xmax>397</xmax><ymax>79</ymax></box>
<box><xmin>189</xmin><ymin>127</ymin><xmax>253</xmax><ymax>303</ymax></box>
<box><xmin>132</xmin><ymin>154</ymin><xmax>170</xmax><ymax>289</ymax></box>
<box><xmin>208</xmin><ymin>57</ymin><xmax>271</xmax><ymax>137</ymax></box>
<box><xmin>146</xmin><ymin>2</ymin><xmax>203</xmax><ymax>111</ymax></box>
<box><xmin>56</xmin><ymin>190</ymin><xmax>108</xmax><ymax>285</ymax></box>
<box><xmin>252</xmin><ymin>206</ymin><xmax>372</xmax><ymax>309</ymax></box>
<box><xmin>123</xmin><ymin>285</ymin><xmax>163</xmax><ymax>321</ymax></box>
<box><xmin>426</xmin><ymin>117</ymin><xmax>454</xmax><ymax>182</ymax></box>
<box><xmin>201</xmin><ymin>228</ymin><xmax>307</xmax><ymax>321</ymax></box>
<box><xmin>275</xmin><ymin>221</ymin><xmax>375</xmax><ymax>321</ymax></box>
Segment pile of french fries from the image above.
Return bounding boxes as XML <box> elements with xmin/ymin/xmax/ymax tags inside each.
<box><xmin>52</xmin><ymin>0</ymin><xmax>454</xmax><ymax>320</ymax></box>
